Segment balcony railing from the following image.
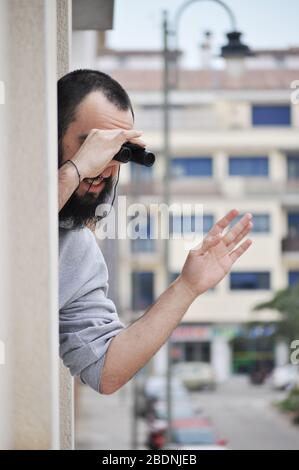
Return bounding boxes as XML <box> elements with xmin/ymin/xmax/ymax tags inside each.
<box><xmin>121</xmin><ymin>178</ymin><xmax>299</xmax><ymax>197</ymax></box>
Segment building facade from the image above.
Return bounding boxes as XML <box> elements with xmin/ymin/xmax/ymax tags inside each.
<box><xmin>94</xmin><ymin>46</ymin><xmax>299</xmax><ymax>381</ymax></box>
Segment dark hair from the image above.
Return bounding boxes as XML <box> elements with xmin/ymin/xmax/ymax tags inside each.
<box><xmin>57</xmin><ymin>69</ymin><xmax>133</xmax><ymax>163</ymax></box>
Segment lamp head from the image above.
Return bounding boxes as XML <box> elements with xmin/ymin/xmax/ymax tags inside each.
<box><xmin>221</xmin><ymin>31</ymin><xmax>253</xmax><ymax>59</ymax></box>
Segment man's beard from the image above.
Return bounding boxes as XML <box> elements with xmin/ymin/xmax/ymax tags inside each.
<box><xmin>59</xmin><ymin>174</ymin><xmax>115</xmax><ymax>230</ymax></box>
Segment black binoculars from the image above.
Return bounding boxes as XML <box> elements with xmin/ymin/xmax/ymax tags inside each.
<box><xmin>113</xmin><ymin>142</ymin><xmax>155</xmax><ymax>167</ymax></box>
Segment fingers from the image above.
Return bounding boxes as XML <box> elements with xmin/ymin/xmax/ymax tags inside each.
<box><xmin>226</xmin><ymin>222</ymin><xmax>252</xmax><ymax>251</ymax></box>
<box><xmin>223</xmin><ymin>213</ymin><xmax>252</xmax><ymax>246</ymax></box>
<box><xmin>209</xmin><ymin>209</ymin><xmax>239</xmax><ymax>236</ymax></box>
<box><xmin>192</xmin><ymin>233</ymin><xmax>222</xmax><ymax>255</ymax></box>
<box><xmin>128</xmin><ymin>137</ymin><xmax>146</xmax><ymax>147</ymax></box>
<box><xmin>230</xmin><ymin>239</ymin><xmax>252</xmax><ymax>263</ymax></box>
<box><xmin>119</xmin><ymin>129</ymin><xmax>143</xmax><ymax>143</ymax></box>
<box><xmin>117</xmin><ymin>129</ymin><xmax>147</xmax><ymax>149</ymax></box>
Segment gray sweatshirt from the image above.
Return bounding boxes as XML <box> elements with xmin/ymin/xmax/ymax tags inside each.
<box><xmin>59</xmin><ymin>226</ymin><xmax>125</xmax><ymax>392</ymax></box>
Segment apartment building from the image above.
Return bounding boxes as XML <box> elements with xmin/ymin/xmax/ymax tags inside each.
<box><xmin>93</xmin><ymin>46</ymin><xmax>299</xmax><ymax>381</ymax></box>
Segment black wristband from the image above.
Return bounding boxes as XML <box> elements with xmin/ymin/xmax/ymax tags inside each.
<box><xmin>61</xmin><ymin>160</ymin><xmax>82</xmax><ymax>187</ymax></box>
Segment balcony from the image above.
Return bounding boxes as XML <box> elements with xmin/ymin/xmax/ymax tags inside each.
<box><xmin>121</xmin><ymin>179</ymin><xmax>223</xmax><ymax>196</ymax></box>
<box><xmin>121</xmin><ymin>178</ymin><xmax>299</xmax><ymax>198</ymax></box>
<box><xmin>282</xmin><ymin>237</ymin><xmax>299</xmax><ymax>252</ymax></box>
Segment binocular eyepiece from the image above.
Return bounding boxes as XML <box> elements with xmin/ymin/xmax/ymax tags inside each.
<box><xmin>113</xmin><ymin>142</ymin><xmax>155</xmax><ymax>167</ymax></box>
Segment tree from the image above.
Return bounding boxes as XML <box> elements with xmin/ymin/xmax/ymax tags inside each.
<box><xmin>255</xmin><ymin>283</ymin><xmax>299</xmax><ymax>424</ymax></box>
<box><xmin>254</xmin><ymin>283</ymin><xmax>299</xmax><ymax>342</ymax></box>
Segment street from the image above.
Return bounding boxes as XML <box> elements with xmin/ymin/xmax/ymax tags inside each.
<box><xmin>191</xmin><ymin>376</ymin><xmax>299</xmax><ymax>450</ymax></box>
<box><xmin>75</xmin><ymin>376</ymin><xmax>299</xmax><ymax>450</ymax></box>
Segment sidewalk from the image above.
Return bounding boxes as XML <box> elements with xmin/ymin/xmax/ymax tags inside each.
<box><xmin>75</xmin><ymin>379</ymin><xmax>147</xmax><ymax>450</ymax></box>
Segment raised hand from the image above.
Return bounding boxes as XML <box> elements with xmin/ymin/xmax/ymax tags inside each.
<box><xmin>72</xmin><ymin>128</ymin><xmax>145</xmax><ymax>179</ymax></box>
<box><xmin>178</xmin><ymin>209</ymin><xmax>253</xmax><ymax>298</ymax></box>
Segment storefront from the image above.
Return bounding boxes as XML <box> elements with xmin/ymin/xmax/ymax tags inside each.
<box><xmin>169</xmin><ymin>323</ymin><xmax>277</xmax><ymax>383</ymax></box>
<box><xmin>171</xmin><ymin>325</ymin><xmax>212</xmax><ymax>363</ymax></box>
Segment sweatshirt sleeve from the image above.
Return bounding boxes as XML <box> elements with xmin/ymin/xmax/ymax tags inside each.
<box><xmin>59</xmin><ymin>227</ymin><xmax>125</xmax><ymax>393</ymax></box>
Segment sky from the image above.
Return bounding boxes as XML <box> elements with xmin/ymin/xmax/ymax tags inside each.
<box><xmin>107</xmin><ymin>0</ymin><xmax>299</xmax><ymax>67</ymax></box>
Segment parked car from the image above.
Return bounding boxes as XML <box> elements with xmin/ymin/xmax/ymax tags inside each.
<box><xmin>173</xmin><ymin>361</ymin><xmax>216</xmax><ymax>391</ymax></box>
<box><xmin>268</xmin><ymin>364</ymin><xmax>299</xmax><ymax>390</ymax></box>
<box><xmin>144</xmin><ymin>376</ymin><xmax>189</xmax><ymax>400</ymax></box>
<box><xmin>147</xmin><ymin>398</ymin><xmax>199</xmax><ymax>422</ymax></box>
<box><xmin>147</xmin><ymin>417</ymin><xmax>228</xmax><ymax>450</ymax></box>
<box><xmin>136</xmin><ymin>375</ymin><xmax>189</xmax><ymax>418</ymax></box>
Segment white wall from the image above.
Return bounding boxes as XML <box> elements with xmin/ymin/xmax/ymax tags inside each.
<box><xmin>72</xmin><ymin>31</ymin><xmax>98</xmax><ymax>70</ymax></box>
<box><xmin>211</xmin><ymin>336</ymin><xmax>232</xmax><ymax>383</ymax></box>
<box><xmin>0</xmin><ymin>0</ymin><xmax>12</xmax><ymax>449</ymax></box>
<box><xmin>0</xmin><ymin>0</ymin><xmax>61</xmax><ymax>450</ymax></box>
<box><xmin>57</xmin><ymin>0</ymin><xmax>74</xmax><ymax>451</ymax></box>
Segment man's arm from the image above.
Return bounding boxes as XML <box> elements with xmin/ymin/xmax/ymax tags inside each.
<box><xmin>100</xmin><ymin>210</ymin><xmax>253</xmax><ymax>394</ymax></box>
<box><xmin>99</xmin><ymin>277</ymin><xmax>195</xmax><ymax>394</ymax></box>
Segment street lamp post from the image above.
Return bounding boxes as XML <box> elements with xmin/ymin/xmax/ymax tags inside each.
<box><xmin>162</xmin><ymin>0</ymin><xmax>252</xmax><ymax>445</ymax></box>
<box><xmin>162</xmin><ymin>9</ymin><xmax>173</xmax><ymax>445</ymax></box>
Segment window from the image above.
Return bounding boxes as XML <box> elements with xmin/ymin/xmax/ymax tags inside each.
<box><xmin>287</xmin><ymin>156</ymin><xmax>299</xmax><ymax>179</ymax></box>
<box><xmin>289</xmin><ymin>271</ymin><xmax>299</xmax><ymax>287</ymax></box>
<box><xmin>131</xmin><ymin>216</ymin><xmax>155</xmax><ymax>253</ymax></box>
<box><xmin>230</xmin><ymin>272</ymin><xmax>271</xmax><ymax>290</ymax></box>
<box><xmin>229</xmin><ymin>157</ymin><xmax>268</xmax><ymax>177</ymax></box>
<box><xmin>203</xmin><ymin>214</ymin><xmax>214</xmax><ymax>233</ymax></box>
<box><xmin>232</xmin><ymin>214</ymin><xmax>270</xmax><ymax>233</ymax></box>
<box><xmin>184</xmin><ymin>342</ymin><xmax>211</xmax><ymax>362</ymax></box>
<box><xmin>170</xmin><ymin>214</ymin><xmax>200</xmax><ymax>234</ymax></box>
<box><xmin>252</xmin><ymin>105</ymin><xmax>291</xmax><ymax>126</ymax></box>
<box><xmin>169</xmin><ymin>214</ymin><xmax>213</xmax><ymax>234</ymax></box>
<box><xmin>288</xmin><ymin>213</ymin><xmax>299</xmax><ymax>238</ymax></box>
<box><xmin>131</xmin><ymin>238</ymin><xmax>155</xmax><ymax>253</ymax></box>
<box><xmin>131</xmin><ymin>163</ymin><xmax>153</xmax><ymax>182</ymax></box>
<box><xmin>132</xmin><ymin>271</ymin><xmax>154</xmax><ymax>310</ymax></box>
<box><xmin>171</xmin><ymin>157</ymin><xmax>213</xmax><ymax>177</ymax></box>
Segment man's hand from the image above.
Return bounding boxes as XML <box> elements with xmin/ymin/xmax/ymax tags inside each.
<box><xmin>72</xmin><ymin>128</ymin><xmax>145</xmax><ymax>179</ymax></box>
<box><xmin>58</xmin><ymin>128</ymin><xmax>145</xmax><ymax>211</ymax></box>
<box><xmin>178</xmin><ymin>209</ymin><xmax>253</xmax><ymax>298</ymax></box>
